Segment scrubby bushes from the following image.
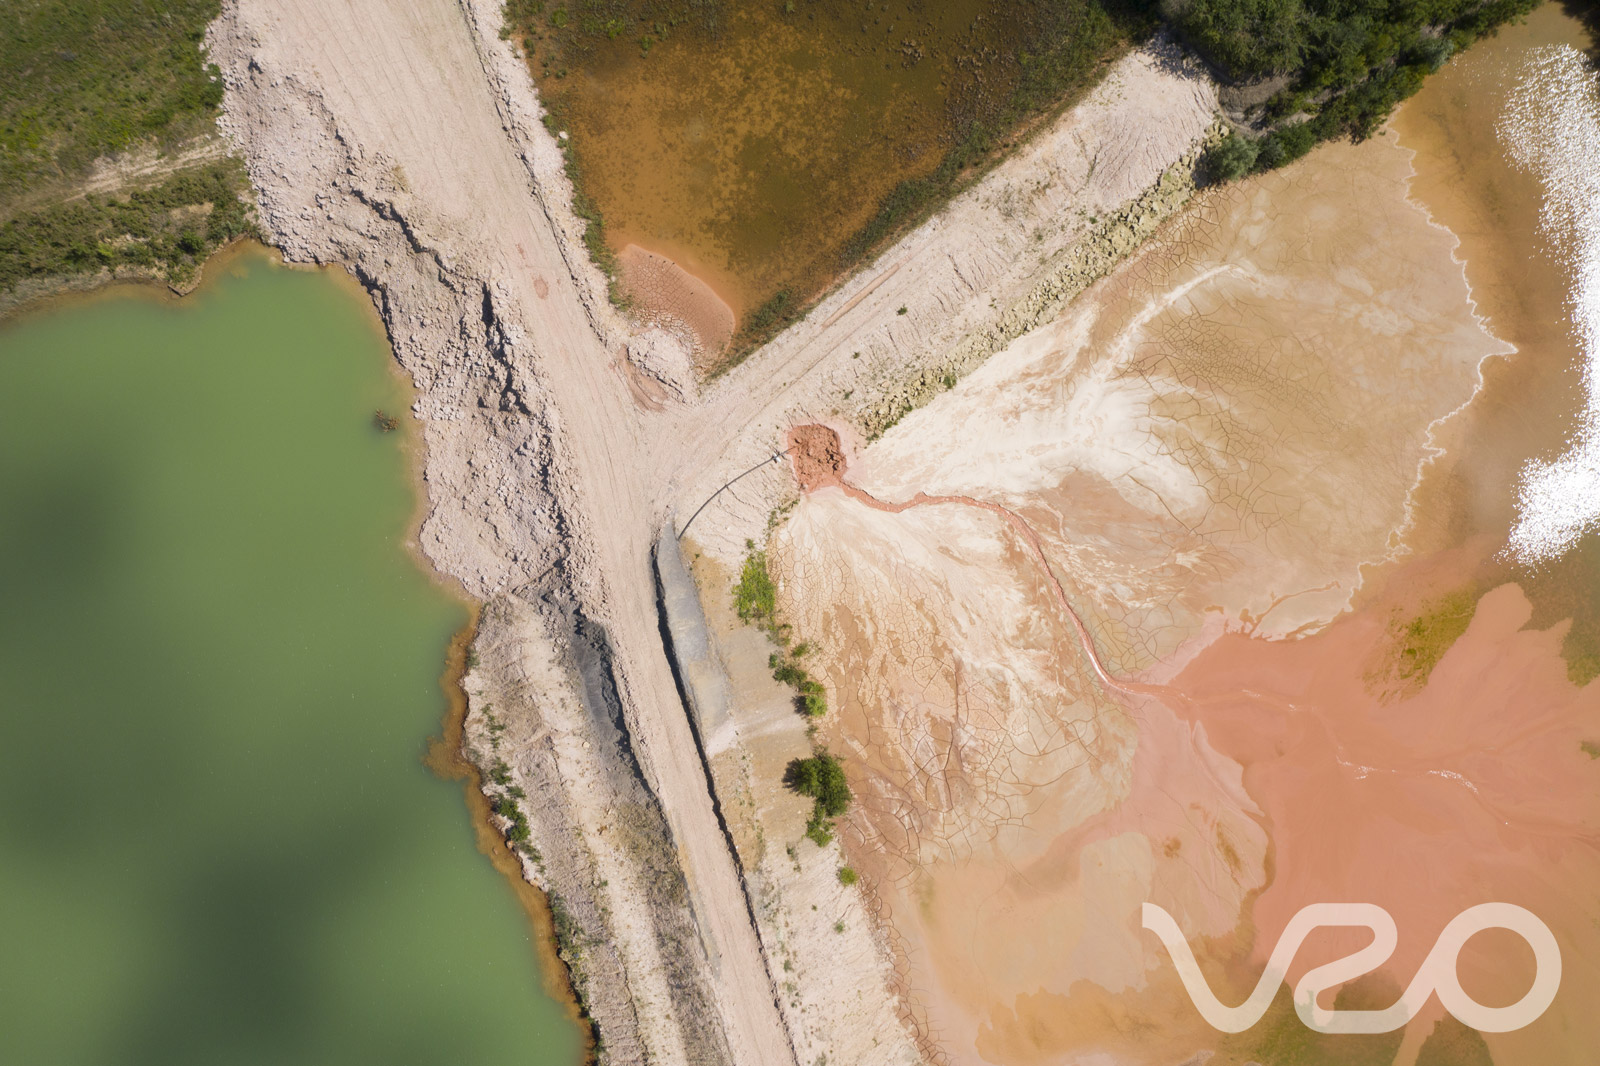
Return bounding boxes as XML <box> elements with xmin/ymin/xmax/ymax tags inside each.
<box><xmin>1</xmin><ymin>0</ymin><xmax>226</xmax><ymax>194</ymax></box>
<box><xmin>0</xmin><ymin>160</ymin><xmax>256</xmax><ymax>292</ymax></box>
<box><xmin>1201</xmin><ymin>131</ymin><xmax>1260</xmax><ymax>182</ymax></box>
<box><xmin>736</xmin><ymin>540</ymin><xmax>829</xmax><ymax>718</ymax></box>
<box><xmin>1177</xmin><ymin>0</ymin><xmax>1541</xmax><ymax>180</ymax></box>
<box><xmin>485</xmin><ymin>757</ymin><xmax>539</xmax><ymax>858</ymax></box>
<box><xmin>1175</xmin><ymin>0</ymin><xmax>1306</xmax><ymax>80</ymax></box>
<box><xmin>769</xmin><ymin>645</ymin><xmax>827</xmax><ymax>718</ymax></box>
<box><xmin>0</xmin><ymin>1</ymin><xmax>260</xmax><ymax>296</ymax></box>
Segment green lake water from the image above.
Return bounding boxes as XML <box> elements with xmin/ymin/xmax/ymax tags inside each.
<box><xmin>0</xmin><ymin>248</ymin><xmax>580</xmax><ymax>1066</ymax></box>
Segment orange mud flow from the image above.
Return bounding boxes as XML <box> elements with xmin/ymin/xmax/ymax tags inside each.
<box><xmin>772</xmin><ymin>9</ymin><xmax>1600</xmax><ymax>1064</ymax></box>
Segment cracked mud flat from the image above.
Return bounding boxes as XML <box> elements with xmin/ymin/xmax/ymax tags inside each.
<box><xmin>768</xmin><ymin>118</ymin><xmax>1598</xmax><ymax>1062</ymax></box>
<box><xmin>204</xmin><ymin>0</ymin><xmax>1220</xmax><ymax>1062</ymax></box>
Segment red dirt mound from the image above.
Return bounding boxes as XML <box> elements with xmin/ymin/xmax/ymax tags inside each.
<box><xmin>788</xmin><ymin>424</ymin><xmax>846</xmax><ymax>492</ymax></box>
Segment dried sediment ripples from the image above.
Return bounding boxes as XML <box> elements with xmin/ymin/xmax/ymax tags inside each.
<box><xmin>772</xmin><ymin>133</ymin><xmax>1504</xmax><ymax>1062</ymax></box>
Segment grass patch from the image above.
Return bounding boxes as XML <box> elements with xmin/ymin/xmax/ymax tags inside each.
<box><xmin>1394</xmin><ymin>588</ymin><xmax>1478</xmax><ymax>687</ymax></box>
<box><xmin>547</xmin><ymin>890</ymin><xmax>586</xmax><ymax>961</ymax></box>
<box><xmin>727</xmin><ymin>288</ymin><xmax>797</xmax><ymax>358</ymax></box>
<box><xmin>835</xmin><ymin>0</ymin><xmax>1151</xmax><ymax>272</ymax></box>
<box><xmin>1582</xmin><ymin>740</ymin><xmax>1600</xmax><ymax>760</ymax></box>
<box><xmin>733</xmin><ymin>538</ymin><xmax>777</xmax><ymax>626</ymax></box>
<box><xmin>1369</xmin><ymin>586</ymin><xmax>1478</xmax><ymax>699</ymax></box>
<box><xmin>1220</xmin><ymin>976</ymin><xmax>1406</xmax><ymax>1065</ymax></box>
<box><xmin>1</xmin><ymin>0</ymin><xmax>225</xmax><ymax>199</ymax></box>
<box><xmin>504</xmin><ymin>0</ymin><xmax>1154</xmax><ymax>368</ymax></box>
<box><xmin>1415</xmin><ymin>1015</ymin><xmax>1495</xmax><ymax>1066</ymax></box>
<box><xmin>0</xmin><ymin>1</ymin><xmax>256</xmax><ymax>301</ymax></box>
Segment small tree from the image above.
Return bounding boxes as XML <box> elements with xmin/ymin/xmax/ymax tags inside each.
<box><xmin>785</xmin><ymin>752</ymin><xmax>850</xmax><ymax>817</ymax></box>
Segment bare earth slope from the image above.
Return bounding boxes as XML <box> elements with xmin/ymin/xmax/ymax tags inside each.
<box><xmin>207</xmin><ymin>0</ymin><xmax>1220</xmax><ymax>1061</ymax></box>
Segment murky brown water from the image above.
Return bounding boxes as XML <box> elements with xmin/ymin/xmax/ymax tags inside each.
<box><xmin>514</xmin><ymin>0</ymin><xmax>1129</xmax><ymax>353</ymax></box>
<box><xmin>773</xmin><ymin>6</ymin><xmax>1600</xmax><ymax>1064</ymax></box>
<box><xmin>1393</xmin><ymin>2</ymin><xmax>1600</xmax><ymax>682</ymax></box>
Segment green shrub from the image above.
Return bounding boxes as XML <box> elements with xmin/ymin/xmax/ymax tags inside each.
<box><xmin>1174</xmin><ymin>0</ymin><xmax>1541</xmax><ymax>175</ymax></box>
<box><xmin>771</xmin><ymin>657</ymin><xmax>807</xmax><ymax>687</ymax></box>
<box><xmin>837</xmin><ymin>866</ymin><xmax>858</xmax><ymax>886</ymax></box>
<box><xmin>1203</xmin><ymin>131</ymin><xmax>1260</xmax><ymax>183</ymax></box>
<box><xmin>490</xmin><ymin>793</ymin><xmax>532</xmax><ymax>846</ymax></box>
<box><xmin>785</xmin><ymin>752</ymin><xmax>851</xmax><ymax>817</ymax></box>
<box><xmin>743</xmin><ymin>541</ymin><xmax>829</xmax><ymax>717</ymax></box>
<box><xmin>0</xmin><ymin>159</ymin><xmax>256</xmax><ymax>293</ymax></box>
<box><xmin>1256</xmin><ymin>121</ymin><xmax>1316</xmax><ymax>171</ymax></box>
<box><xmin>805</xmin><ymin>808</ymin><xmax>834</xmax><ymax>847</ymax></box>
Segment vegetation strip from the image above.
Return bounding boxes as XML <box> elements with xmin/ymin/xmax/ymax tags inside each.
<box><xmin>731</xmin><ymin>536</ymin><xmax>856</xmax><ymax>843</ymax></box>
<box><xmin>0</xmin><ymin>159</ymin><xmax>257</xmax><ymax>295</ymax></box>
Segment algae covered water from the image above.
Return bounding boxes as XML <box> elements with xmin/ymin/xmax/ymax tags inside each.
<box><xmin>0</xmin><ymin>249</ymin><xmax>580</xmax><ymax>1065</ymax></box>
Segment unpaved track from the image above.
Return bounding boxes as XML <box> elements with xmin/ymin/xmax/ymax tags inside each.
<box><xmin>211</xmin><ymin>0</ymin><xmax>1218</xmax><ymax>1060</ymax></box>
<box><xmin>213</xmin><ymin>1</ymin><xmax>792</xmax><ymax>1063</ymax></box>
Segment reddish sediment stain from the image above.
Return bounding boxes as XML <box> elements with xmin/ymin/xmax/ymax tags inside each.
<box><xmin>1160</xmin><ymin>560</ymin><xmax>1600</xmax><ymax>1051</ymax></box>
